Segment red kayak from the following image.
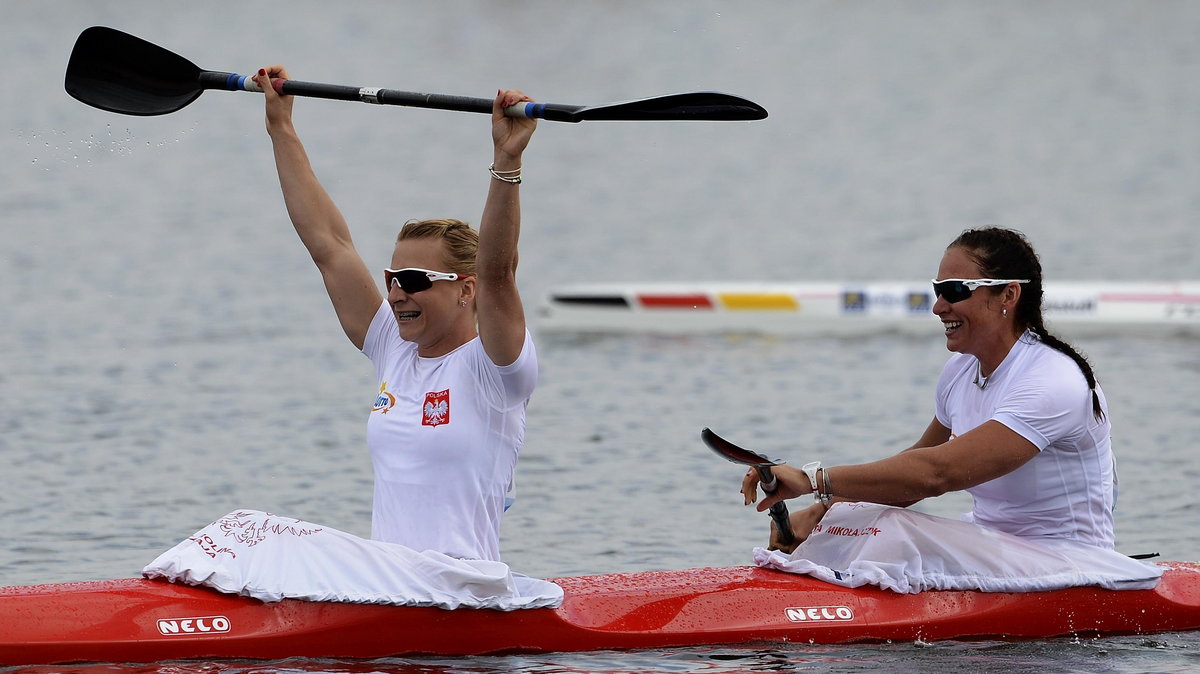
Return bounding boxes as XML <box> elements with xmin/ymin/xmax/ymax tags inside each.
<box><xmin>3</xmin><ymin>562</ymin><xmax>1200</xmax><ymax>666</ymax></box>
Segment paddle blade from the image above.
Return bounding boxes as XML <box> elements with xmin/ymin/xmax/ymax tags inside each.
<box><xmin>702</xmin><ymin>428</ymin><xmax>796</xmax><ymax>547</ymax></box>
<box><xmin>65</xmin><ymin>26</ymin><xmax>204</xmax><ymax>116</ymax></box>
<box><xmin>700</xmin><ymin>428</ymin><xmax>781</xmax><ymax>467</ymax></box>
<box><xmin>569</xmin><ymin>92</ymin><xmax>768</xmax><ymax>122</ymax></box>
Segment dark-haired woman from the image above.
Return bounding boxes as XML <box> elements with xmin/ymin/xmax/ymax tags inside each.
<box><xmin>741</xmin><ymin>227</ymin><xmax>1160</xmax><ymax>591</ymax></box>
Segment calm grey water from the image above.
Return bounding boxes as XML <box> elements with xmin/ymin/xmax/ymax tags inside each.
<box><xmin>3</xmin><ymin>1</ymin><xmax>1199</xmax><ymax>672</ymax></box>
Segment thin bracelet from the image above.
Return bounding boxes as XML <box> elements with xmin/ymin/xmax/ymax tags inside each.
<box><xmin>820</xmin><ymin>467</ymin><xmax>833</xmax><ymax>505</ymax></box>
<box><xmin>489</xmin><ymin>163</ymin><xmax>522</xmax><ymax>184</ymax></box>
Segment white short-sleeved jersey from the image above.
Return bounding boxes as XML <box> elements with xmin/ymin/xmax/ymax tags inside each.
<box><xmin>934</xmin><ymin>332</ymin><xmax>1115</xmax><ymax>548</ymax></box>
<box><xmin>361</xmin><ymin>302</ymin><xmax>537</xmax><ymax>560</ymax></box>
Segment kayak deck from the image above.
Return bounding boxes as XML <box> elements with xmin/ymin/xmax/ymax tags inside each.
<box><xmin>3</xmin><ymin>563</ymin><xmax>1200</xmax><ymax>665</ymax></box>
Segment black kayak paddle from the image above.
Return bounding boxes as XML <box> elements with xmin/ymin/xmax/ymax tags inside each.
<box><xmin>64</xmin><ymin>26</ymin><xmax>769</xmax><ymax>122</ymax></box>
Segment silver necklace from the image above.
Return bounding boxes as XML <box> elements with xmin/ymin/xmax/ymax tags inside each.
<box><xmin>973</xmin><ymin>361</ymin><xmax>990</xmax><ymax>390</ymax></box>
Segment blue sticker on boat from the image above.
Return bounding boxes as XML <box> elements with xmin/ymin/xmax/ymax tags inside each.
<box><xmin>907</xmin><ymin>292</ymin><xmax>931</xmax><ymax>313</ymax></box>
<box><xmin>842</xmin><ymin>291</ymin><xmax>866</xmax><ymax>312</ymax></box>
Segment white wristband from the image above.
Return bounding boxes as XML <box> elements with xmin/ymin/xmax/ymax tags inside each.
<box><xmin>801</xmin><ymin>461</ymin><xmax>821</xmax><ymax>503</ymax></box>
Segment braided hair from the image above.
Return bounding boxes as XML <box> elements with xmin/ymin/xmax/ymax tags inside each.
<box><xmin>950</xmin><ymin>227</ymin><xmax>1105</xmax><ymax>420</ymax></box>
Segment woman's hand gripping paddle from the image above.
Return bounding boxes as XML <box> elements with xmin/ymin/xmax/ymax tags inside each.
<box><xmin>701</xmin><ymin>428</ymin><xmax>795</xmax><ymax>548</ymax></box>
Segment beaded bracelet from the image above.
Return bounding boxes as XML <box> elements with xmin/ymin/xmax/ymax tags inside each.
<box><xmin>489</xmin><ymin>163</ymin><xmax>522</xmax><ymax>184</ymax></box>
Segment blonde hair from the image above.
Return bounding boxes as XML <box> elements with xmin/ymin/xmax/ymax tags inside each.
<box><xmin>396</xmin><ymin>219</ymin><xmax>478</xmax><ymax>276</ymax></box>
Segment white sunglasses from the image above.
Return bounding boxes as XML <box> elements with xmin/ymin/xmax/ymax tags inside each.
<box><xmin>383</xmin><ymin>268</ymin><xmax>460</xmax><ymax>294</ymax></box>
<box><xmin>931</xmin><ymin>278</ymin><xmax>1030</xmax><ymax>303</ymax></box>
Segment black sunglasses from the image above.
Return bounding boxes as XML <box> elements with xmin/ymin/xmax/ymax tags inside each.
<box><xmin>931</xmin><ymin>278</ymin><xmax>1030</xmax><ymax>304</ymax></box>
<box><xmin>383</xmin><ymin>268</ymin><xmax>460</xmax><ymax>294</ymax></box>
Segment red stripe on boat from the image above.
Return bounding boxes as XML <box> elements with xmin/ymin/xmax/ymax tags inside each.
<box><xmin>638</xmin><ymin>294</ymin><xmax>714</xmax><ymax>309</ymax></box>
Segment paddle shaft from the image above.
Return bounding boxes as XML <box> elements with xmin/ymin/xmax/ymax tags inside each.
<box><xmin>756</xmin><ymin>469</ymin><xmax>797</xmax><ymax>548</ymax></box>
<box><xmin>220</xmin><ymin>72</ymin><xmax>554</xmax><ymax>119</ymax></box>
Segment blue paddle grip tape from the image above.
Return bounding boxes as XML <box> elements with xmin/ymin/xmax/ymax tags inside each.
<box><xmin>225</xmin><ymin>73</ymin><xmax>248</xmax><ymax>91</ymax></box>
<box><xmin>524</xmin><ymin>102</ymin><xmax>547</xmax><ymax>119</ymax></box>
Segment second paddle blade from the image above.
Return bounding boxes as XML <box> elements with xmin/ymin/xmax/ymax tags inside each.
<box><xmin>570</xmin><ymin>92</ymin><xmax>768</xmax><ymax>122</ymax></box>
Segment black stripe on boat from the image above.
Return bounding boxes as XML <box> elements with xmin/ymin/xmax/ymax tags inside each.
<box><xmin>550</xmin><ymin>295</ymin><xmax>631</xmax><ymax>308</ymax></box>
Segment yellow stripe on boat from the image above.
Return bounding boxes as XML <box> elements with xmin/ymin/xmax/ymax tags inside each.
<box><xmin>717</xmin><ymin>293</ymin><xmax>800</xmax><ymax>311</ymax></box>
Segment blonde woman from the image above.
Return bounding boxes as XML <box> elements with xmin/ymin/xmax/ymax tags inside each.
<box><xmin>257</xmin><ymin>65</ymin><xmax>537</xmax><ymax>562</ymax></box>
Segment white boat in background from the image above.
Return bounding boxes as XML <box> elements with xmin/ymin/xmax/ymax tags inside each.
<box><xmin>535</xmin><ymin>281</ymin><xmax>1200</xmax><ymax>336</ymax></box>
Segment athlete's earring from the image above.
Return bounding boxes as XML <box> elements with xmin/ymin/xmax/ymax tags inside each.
<box><xmin>1002</xmin><ymin>308</ymin><xmax>1008</xmax><ymax>318</ymax></box>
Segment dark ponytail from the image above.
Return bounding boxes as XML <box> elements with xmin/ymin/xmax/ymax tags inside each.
<box><xmin>951</xmin><ymin>227</ymin><xmax>1104</xmax><ymax>420</ymax></box>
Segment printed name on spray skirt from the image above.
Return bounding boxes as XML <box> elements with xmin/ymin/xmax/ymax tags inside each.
<box><xmin>785</xmin><ymin>606</ymin><xmax>855</xmax><ymax>622</ymax></box>
<box><xmin>156</xmin><ymin>615</ymin><xmax>232</xmax><ymax>635</ymax></box>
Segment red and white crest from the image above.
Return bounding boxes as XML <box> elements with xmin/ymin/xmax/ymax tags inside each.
<box><xmin>422</xmin><ymin>389</ymin><xmax>450</xmax><ymax>426</ymax></box>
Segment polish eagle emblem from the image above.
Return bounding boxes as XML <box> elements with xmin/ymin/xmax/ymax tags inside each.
<box><xmin>422</xmin><ymin>389</ymin><xmax>450</xmax><ymax>426</ymax></box>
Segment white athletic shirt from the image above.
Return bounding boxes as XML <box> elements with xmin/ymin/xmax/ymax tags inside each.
<box><xmin>361</xmin><ymin>302</ymin><xmax>537</xmax><ymax>561</ymax></box>
<box><xmin>934</xmin><ymin>331</ymin><xmax>1116</xmax><ymax>548</ymax></box>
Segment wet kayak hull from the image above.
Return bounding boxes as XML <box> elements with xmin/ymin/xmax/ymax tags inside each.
<box><xmin>3</xmin><ymin>563</ymin><xmax>1200</xmax><ymax>665</ymax></box>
